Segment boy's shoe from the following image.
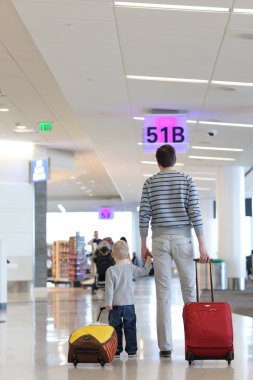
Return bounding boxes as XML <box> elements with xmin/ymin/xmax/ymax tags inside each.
<box><xmin>160</xmin><ymin>350</ymin><xmax>172</xmax><ymax>358</ymax></box>
<box><xmin>128</xmin><ymin>353</ymin><xmax>137</xmax><ymax>358</ymax></box>
<box><xmin>114</xmin><ymin>351</ymin><xmax>121</xmax><ymax>358</ymax></box>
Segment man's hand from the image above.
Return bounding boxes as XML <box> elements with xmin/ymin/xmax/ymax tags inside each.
<box><xmin>145</xmin><ymin>250</ymin><xmax>153</xmax><ymax>260</ymax></box>
<box><xmin>198</xmin><ymin>242</ymin><xmax>210</xmax><ymax>263</ymax></box>
<box><xmin>141</xmin><ymin>246</ymin><xmax>152</xmax><ymax>261</ymax></box>
<box><xmin>106</xmin><ymin>306</ymin><xmax>113</xmax><ymax>311</ymax></box>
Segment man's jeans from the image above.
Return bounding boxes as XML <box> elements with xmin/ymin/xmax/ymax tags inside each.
<box><xmin>108</xmin><ymin>305</ymin><xmax>137</xmax><ymax>354</ymax></box>
<box><xmin>152</xmin><ymin>234</ymin><xmax>196</xmax><ymax>352</ymax></box>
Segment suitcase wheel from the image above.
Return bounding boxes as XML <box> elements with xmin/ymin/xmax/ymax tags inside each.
<box><xmin>186</xmin><ymin>352</ymin><xmax>194</xmax><ymax>365</ymax></box>
<box><xmin>72</xmin><ymin>355</ymin><xmax>78</xmax><ymax>367</ymax></box>
<box><xmin>226</xmin><ymin>351</ymin><xmax>234</xmax><ymax>365</ymax></box>
<box><xmin>98</xmin><ymin>355</ymin><xmax>105</xmax><ymax>367</ymax></box>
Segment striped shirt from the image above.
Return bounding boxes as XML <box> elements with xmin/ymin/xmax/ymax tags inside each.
<box><xmin>139</xmin><ymin>170</ymin><xmax>203</xmax><ymax>238</ymax></box>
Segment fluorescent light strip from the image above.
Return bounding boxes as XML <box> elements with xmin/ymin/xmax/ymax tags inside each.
<box><xmin>134</xmin><ymin>117</ymin><xmax>198</xmax><ymax>124</ymax></box>
<box><xmin>191</xmin><ymin>146</ymin><xmax>243</xmax><ymax>152</ymax></box>
<box><xmin>196</xmin><ymin>187</ymin><xmax>211</xmax><ymax>191</ymax></box>
<box><xmin>198</xmin><ymin>121</ymin><xmax>253</xmax><ymax>128</ymax></box>
<box><xmin>135</xmin><ymin>117</ymin><xmax>253</xmax><ymax>129</ymax></box>
<box><xmin>212</xmin><ymin>80</ymin><xmax>253</xmax><ymax>87</ymax></box>
<box><xmin>127</xmin><ymin>75</ymin><xmax>208</xmax><ymax>84</ymax></box>
<box><xmin>0</xmin><ymin>107</ymin><xmax>9</xmax><ymax>112</ymax></box>
<box><xmin>193</xmin><ymin>177</ymin><xmax>216</xmax><ymax>181</ymax></box>
<box><xmin>189</xmin><ymin>155</ymin><xmax>235</xmax><ymax>161</ymax></box>
<box><xmin>141</xmin><ymin>160</ymin><xmax>184</xmax><ymax>166</ymax></box>
<box><xmin>187</xmin><ymin>120</ymin><xmax>198</xmax><ymax>124</ymax></box>
<box><xmin>233</xmin><ymin>8</ymin><xmax>253</xmax><ymax>15</ymax></box>
<box><xmin>130</xmin><ymin>76</ymin><xmax>253</xmax><ymax>88</ymax></box>
<box><xmin>114</xmin><ymin>2</ymin><xmax>229</xmax><ymax>12</ymax></box>
<box><xmin>57</xmin><ymin>204</ymin><xmax>66</xmax><ymax>213</ymax></box>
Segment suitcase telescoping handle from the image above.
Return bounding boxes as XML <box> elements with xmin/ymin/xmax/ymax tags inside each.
<box><xmin>97</xmin><ymin>307</ymin><xmax>106</xmax><ymax>322</ymax></box>
<box><xmin>194</xmin><ymin>259</ymin><xmax>214</xmax><ymax>302</ymax></box>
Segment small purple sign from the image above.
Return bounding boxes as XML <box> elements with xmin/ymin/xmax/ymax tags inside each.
<box><xmin>98</xmin><ymin>208</ymin><xmax>114</xmax><ymax>220</ymax></box>
<box><xmin>143</xmin><ymin>114</ymin><xmax>188</xmax><ymax>153</ymax></box>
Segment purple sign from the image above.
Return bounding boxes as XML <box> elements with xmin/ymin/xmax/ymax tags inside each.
<box><xmin>143</xmin><ymin>114</ymin><xmax>188</xmax><ymax>153</ymax></box>
<box><xmin>98</xmin><ymin>208</ymin><xmax>114</xmax><ymax>220</ymax></box>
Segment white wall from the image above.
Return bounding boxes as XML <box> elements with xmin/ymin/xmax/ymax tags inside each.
<box><xmin>0</xmin><ymin>183</ymin><xmax>33</xmax><ymax>281</ymax></box>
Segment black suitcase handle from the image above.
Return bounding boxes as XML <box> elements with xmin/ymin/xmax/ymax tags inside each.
<box><xmin>96</xmin><ymin>307</ymin><xmax>106</xmax><ymax>322</ymax></box>
<box><xmin>194</xmin><ymin>259</ymin><xmax>214</xmax><ymax>302</ymax></box>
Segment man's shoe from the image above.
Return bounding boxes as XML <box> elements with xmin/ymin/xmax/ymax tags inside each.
<box><xmin>128</xmin><ymin>353</ymin><xmax>137</xmax><ymax>358</ymax></box>
<box><xmin>160</xmin><ymin>350</ymin><xmax>172</xmax><ymax>358</ymax></box>
<box><xmin>114</xmin><ymin>351</ymin><xmax>121</xmax><ymax>358</ymax></box>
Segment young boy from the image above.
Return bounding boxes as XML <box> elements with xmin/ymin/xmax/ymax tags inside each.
<box><xmin>105</xmin><ymin>240</ymin><xmax>152</xmax><ymax>358</ymax></box>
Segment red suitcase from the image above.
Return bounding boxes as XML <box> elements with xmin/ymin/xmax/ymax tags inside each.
<box><xmin>183</xmin><ymin>259</ymin><xmax>234</xmax><ymax>365</ymax></box>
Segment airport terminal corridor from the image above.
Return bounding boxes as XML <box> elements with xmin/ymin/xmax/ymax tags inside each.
<box><xmin>0</xmin><ymin>276</ymin><xmax>253</xmax><ymax>380</ymax></box>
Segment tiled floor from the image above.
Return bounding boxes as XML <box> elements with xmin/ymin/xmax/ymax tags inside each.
<box><xmin>0</xmin><ymin>276</ymin><xmax>253</xmax><ymax>380</ymax></box>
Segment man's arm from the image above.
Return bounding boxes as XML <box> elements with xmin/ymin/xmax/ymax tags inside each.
<box><xmin>139</xmin><ymin>181</ymin><xmax>152</xmax><ymax>261</ymax></box>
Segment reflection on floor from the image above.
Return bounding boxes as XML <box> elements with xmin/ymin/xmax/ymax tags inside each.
<box><xmin>0</xmin><ymin>276</ymin><xmax>253</xmax><ymax>380</ymax></box>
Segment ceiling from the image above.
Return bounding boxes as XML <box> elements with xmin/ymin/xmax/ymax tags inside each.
<box><xmin>1</xmin><ymin>0</ymin><xmax>253</xmax><ymax>212</ymax></box>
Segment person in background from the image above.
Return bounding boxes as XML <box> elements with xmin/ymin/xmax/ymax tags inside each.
<box><xmin>139</xmin><ymin>144</ymin><xmax>210</xmax><ymax>359</ymax></box>
<box><xmin>120</xmin><ymin>236</ymin><xmax>127</xmax><ymax>243</ymax></box>
<box><xmin>88</xmin><ymin>231</ymin><xmax>102</xmax><ymax>255</ymax></box>
<box><xmin>105</xmin><ymin>240</ymin><xmax>152</xmax><ymax>358</ymax></box>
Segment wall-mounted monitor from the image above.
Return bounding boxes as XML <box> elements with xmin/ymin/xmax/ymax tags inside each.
<box><xmin>30</xmin><ymin>158</ymin><xmax>50</xmax><ymax>182</ymax></box>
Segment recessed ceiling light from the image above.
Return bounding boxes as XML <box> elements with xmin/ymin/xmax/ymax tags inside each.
<box><xmin>114</xmin><ymin>2</ymin><xmax>229</xmax><ymax>13</ymax></box>
<box><xmin>191</xmin><ymin>146</ymin><xmax>243</xmax><ymax>152</ymax></box>
<box><xmin>127</xmin><ymin>75</ymin><xmax>208</xmax><ymax>84</ymax></box>
<box><xmin>16</xmin><ymin>125</ymin><xmax>27</xmax><ymax>130</ymax></box>
<box><xmin>0</xmin><ymin>107</ymin><xmax>9</xmax><ymax>112</ymax></box>
<box><xmin>189</xmin><ymin>155</ymin><xmax>235</xmax><ymax>161</ymax></box>
<box><xmin>13</xmin><ymin>126</ymin><xmax>36</xmax><ymax>133</ymax></box>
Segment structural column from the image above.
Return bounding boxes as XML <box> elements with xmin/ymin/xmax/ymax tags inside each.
<box><xmin>200</xmin><ymin>199</ymin><xmax>217</xmax><ymax>258</ymax></box>
<box><xmin>216</xmin><ymin>166</ymin><xmax>246</xmax><ymax>290</ymax></box>
<box><xmin>34</xmin><ymin>181</ymin><xmax>47</xmax><ymax>287</ymax></box>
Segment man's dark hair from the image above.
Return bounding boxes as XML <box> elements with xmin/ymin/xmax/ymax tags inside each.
<box><xmin>156</xmin><ymin>144</ymin><xmax>176</xmax><ymax>167</ymax></box>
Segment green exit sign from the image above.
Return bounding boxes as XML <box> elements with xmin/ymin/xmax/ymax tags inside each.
<box><xmin>40</xmin><ymin>122</ymin><xmax>53</xmax><ymax>132</ymax></box>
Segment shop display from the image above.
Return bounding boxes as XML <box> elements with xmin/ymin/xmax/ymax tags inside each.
<box><xmin>52</xmin><ymin>240</ymin><xmax>69</xmax><ymax>283</ymax></box>
<box><xmin>69</xmin><ymin>232</ymin><xmax>86</xmax><ymax>284</ymax></box>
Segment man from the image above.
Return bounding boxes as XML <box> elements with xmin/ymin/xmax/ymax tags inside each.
<box><xmin>88</xmin><ymin>230</ymin><xmax>102</xmax><ymax>253</ymax></box>
<box><xmin>139</xmin><ymin>144</ymin><xmax>209</xmax><ymax>358</ymax></box>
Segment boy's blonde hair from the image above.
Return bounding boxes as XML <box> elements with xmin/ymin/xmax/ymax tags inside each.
<box><xmin>112</xmin><ymin>240</ymin><xmax>129</xmax><ymax>259</ymax></box>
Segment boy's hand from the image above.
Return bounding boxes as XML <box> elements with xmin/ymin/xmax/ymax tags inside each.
<box><xmin>106</xmin><ymin>306</ymin><xmax>113</xmax><ymax>311</ymax></box>
<box><xmin>145</xmin><ymin>250</ymin><xmax>153</xmax><ymax>260</ymax></box>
